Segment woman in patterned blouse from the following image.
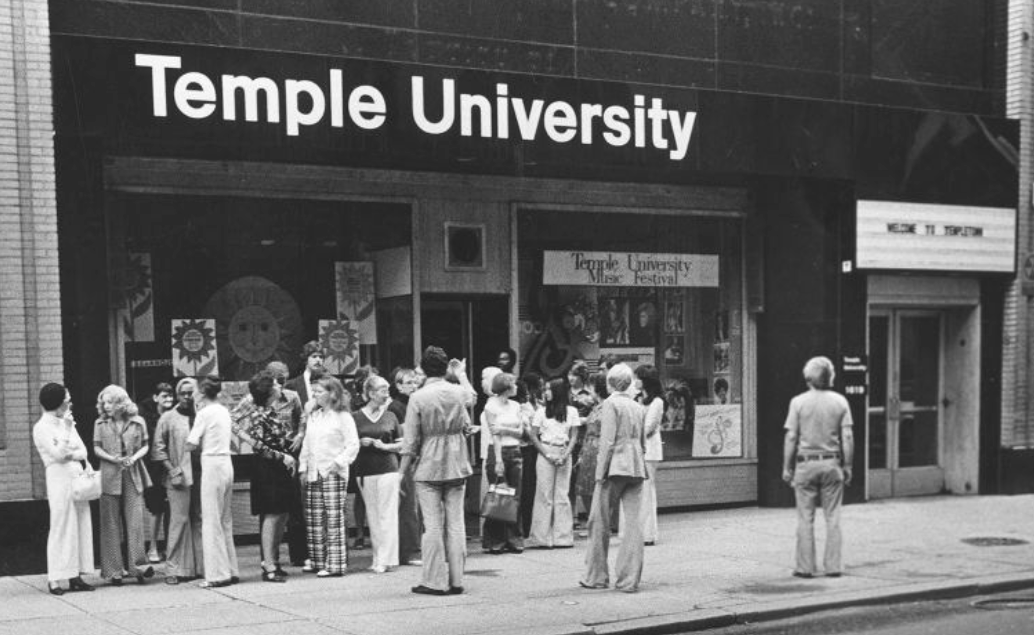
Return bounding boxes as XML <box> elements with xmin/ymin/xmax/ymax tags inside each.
<box><xmin>231</xmin><ymin>370</ymin><xmax>302</xmax><ymax>582</ymax></box>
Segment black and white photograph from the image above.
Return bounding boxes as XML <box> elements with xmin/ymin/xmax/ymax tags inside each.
<box><xmin>3</xmin><ymin>3</ymin><xmax>1033</xmax><ymax>635</ymax></box>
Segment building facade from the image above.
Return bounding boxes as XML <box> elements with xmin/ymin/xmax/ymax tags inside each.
<box><xmin>2</xmin><ymin>1</ymin><xmax>1032</xmax><ymax>559</ymax></box>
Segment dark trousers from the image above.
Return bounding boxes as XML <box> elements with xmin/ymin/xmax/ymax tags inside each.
<box><xmin>520</xmin><ymin>444</ymin><xmax>538</xmax><ymax>538</ymax></box>
<box><xmin>287</xmin><ymin>478</ymin><xmax>308</xmax><ymax>565</ymax></box>
<box><xmin>482</xmin><ymin>446</ymin><xmax>524</xmax><ymax>551</ymax></box>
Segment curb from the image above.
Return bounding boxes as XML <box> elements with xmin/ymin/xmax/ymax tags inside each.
<box><xmin>580</xmin><ymin>573</ymin><xmax>1034</xmax><ymax>635</ymax></box>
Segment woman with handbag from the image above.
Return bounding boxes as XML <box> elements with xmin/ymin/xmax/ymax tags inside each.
<box><xmin>527</xmin><ymin>377</ymin><xmax>581</xmax><ymax>549</ymax></box>
<box><xmin>32</xmin><ymin>383</ymin><xmax>96</xmax><ymax>595</ymax></box>
<box><xmin>580</xmin><ymin>363</ymin><xmax>647</xmax><ymax>593</ymax></box>
<box><xmin>481</xmin><ymin>372</ymin><xmax>525</xmax><ymax>554</ymax></box>
<box><xmin>93</xmin><ymin>384</ymin><xmax>155</xmax><ymax>586</ymax></box>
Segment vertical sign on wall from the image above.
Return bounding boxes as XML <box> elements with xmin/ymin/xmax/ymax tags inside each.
<box><xmin>116</xmin><ymin>252</ymin><xmax>155</xmax><ymax>342</ymax></box>
<box><xmin>171</xmin><ymin>318</ymin><xmax>219</xmax><ymax>377</ymax></box>
<box><xmin>335</xmin><ymin>262</ymin><xmax>378</xmax><ymax>344</ymax></box>
<box><xmin>319</xmin><ymin>318</ymin><xmax>359</xmax><ymax>376</ymax></box>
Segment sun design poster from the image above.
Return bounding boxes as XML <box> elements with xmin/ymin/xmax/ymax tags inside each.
<box><xmin>171</xmin><ymin>318</ymin><xmax>219</xmax><ymax>377</ymax></box>
<box><xmin>335</xmin><ymin>262</ymin><xmax>377</xmax><ymax>345</ymax></box>
<box><xmin>319</xmin><ymin>318</ymin><xmax>359</xmax><ymax>376</ymax></box>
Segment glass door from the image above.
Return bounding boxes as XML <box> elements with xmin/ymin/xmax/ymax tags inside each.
<box><xmin>867</xmin><ymin>310</ymin><xmax>945</xmax><ymax>498</ymax></box>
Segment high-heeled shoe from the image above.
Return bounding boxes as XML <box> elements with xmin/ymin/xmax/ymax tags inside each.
<box><xmin>68</xmin><ymin>577</ymin><xmax>94</xmax><ymax>592</ymax></box>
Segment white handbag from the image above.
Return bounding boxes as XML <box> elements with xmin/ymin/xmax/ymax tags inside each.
<box><xmin>71</xmin><ymin>462</ymin><xmax>101</xmax><ymax>502</ymax></box>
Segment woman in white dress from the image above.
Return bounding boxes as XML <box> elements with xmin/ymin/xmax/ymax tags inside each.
<box><xmin>32</xmin><ymin>382</ymin><xmax>96</xmax><ymax>595</ymax></box>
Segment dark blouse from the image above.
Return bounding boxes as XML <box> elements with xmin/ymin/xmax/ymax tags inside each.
<box><xmin>352</xmin><ymin>408</ymin><xmax>401</xmax><ymax>477</ymax></box>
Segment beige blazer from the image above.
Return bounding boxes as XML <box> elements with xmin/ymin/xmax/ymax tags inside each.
<box><xmin>596</xmin><ymin>392</ymin><xmax>647</xmax><ymax>481</ymax></box>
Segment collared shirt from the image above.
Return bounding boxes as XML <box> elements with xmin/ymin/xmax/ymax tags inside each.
<box><xmin>299</xmin><ymin>407</ymin><xmax>360</xmax><ymax>482</ymax></box>
<box><xmin>94</xmin><ymin>415</ymin><xmax>151</xmax><ymax>495</ymax></box>
<box><xmin>784</xmin><ymin>388</ymin><xmax>853</xmax><ymax>454</ymax></box>
<box><xmin>152</xmin><ymin>408</ymin><xmax>197</xmax><ymax>487</ymax></box>
<box><xmin>402</xmin><ymin>377</ymin><xmax>474</xmax><ymax>482</ymax></box>
<box><xmin>533</xmin><ymin>405</ymin><xmax>581</xmax><ymax>447</ymax></box>
<box><xmin>33</xmin><ymin>412</ymin><xmax>88</xmax><ymax>469</ymax></box>
<box><xmin>187</xmin><ymin>402</ymin><xmax>234</xmax><ymax>456</ymax></box>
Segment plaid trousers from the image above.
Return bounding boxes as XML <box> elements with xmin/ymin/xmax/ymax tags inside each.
<box><xmin>304</xmin><ymin>472</ymin><xmax>348</xmax><ymax>574</ymax></box>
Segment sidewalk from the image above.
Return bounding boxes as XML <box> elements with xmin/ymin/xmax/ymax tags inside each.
<box><xmin>3</xmin><ymin>495</ymin><xmax>1032</xmax><ymax>635</ymax></box>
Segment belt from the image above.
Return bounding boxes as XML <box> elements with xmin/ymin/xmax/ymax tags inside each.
<box><xmin>797</xmin><ymin>452</ymin><xmax>839</xmax><ymax>462</ymax></box>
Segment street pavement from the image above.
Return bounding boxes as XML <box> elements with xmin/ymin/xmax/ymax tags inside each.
<box><xmin>2</xmin><ymin>495</ymin><xmax>1032</xmax><ymax>635</ymax></box>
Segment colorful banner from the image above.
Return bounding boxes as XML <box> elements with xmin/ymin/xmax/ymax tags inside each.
<box><xmin>171</xmin><ymin>318</ymin><xmax>219</xmax><ymax>377</ymax></box>
<box><xmin>116</xmin><ymin>252</ymin><xmax>155</xmax><ymax>342</ymax></box>
<box><xmin>335</xmin><ymin>262</ymin><xmax>378</xmax><ymax>344</ymax></box>
<box><xmin>319</xmin><ymin>318</ymin><xmax>360</xmax><ymax>376</ymax></box>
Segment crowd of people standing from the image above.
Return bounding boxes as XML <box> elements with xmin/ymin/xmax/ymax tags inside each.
<box><xmin>32</xmin><ymin>342</ymin><xmax>672</xmax><ymax>596</ymax></box>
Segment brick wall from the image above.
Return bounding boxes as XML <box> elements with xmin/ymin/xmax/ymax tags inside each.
<box><xmin>1003</xmin><ymin>0</ymin><xmax>1034</xmax><ymax>450</ymax></box>
<box><xmin>0</xmin><ymin>0</ymin><xmax>63</xmax><ymax>502</ymax></box>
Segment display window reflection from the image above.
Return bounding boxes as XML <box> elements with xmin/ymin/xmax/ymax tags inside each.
<box><xmin>517</xmin><ymin>210</ymin><xmax>744</xmax><ymax>460</ymax></box>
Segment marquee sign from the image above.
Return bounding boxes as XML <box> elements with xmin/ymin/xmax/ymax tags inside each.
<box><xmin>543</xmin><ymin>251</ymin><xmax>719</xmax><ymax>287</ymax></box>
<box><xmin>856</xmin><ymin>200</ymin><xmax>1016</xmax><ymax>273</ymax></box>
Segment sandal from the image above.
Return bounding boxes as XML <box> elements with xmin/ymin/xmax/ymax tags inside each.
<box><xmin>48</xmin><ymin>583</ymin><xmax>65</xmax><ymax>596</ymax></box>
<box><xmin>262</xmin><ymin>568</ymin><xmax>286</xmax><ymax>583</ymax></box>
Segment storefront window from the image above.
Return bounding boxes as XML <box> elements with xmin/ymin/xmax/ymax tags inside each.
<box><xmin>517</xmin><ymin>209</ymin><xmax>744</xmax><ymax>460</ymax></box>
<box><xmin>107</xmin><ymin>194</ymin><xmax>413</xmax><ymax>405</ymax></box>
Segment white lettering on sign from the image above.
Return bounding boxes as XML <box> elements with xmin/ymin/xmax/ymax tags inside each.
<box><xmin>134</xmin><ymin>54</ymin><xmax>697</xmax><ymax>160</ymax></box>
<box><xmin>543</xmin><ymin>251</ymin><xmax>719</xmax><ymax>287</ymax></box>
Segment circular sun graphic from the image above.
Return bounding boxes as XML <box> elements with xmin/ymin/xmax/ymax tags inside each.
<box><xmin>204</xmin><ymin>276</ymin><xmax>302</xmax><ymax>381</ymax></box>
<box><xmin>171</xmin><ymin>318</ymin><xmax>217</xmax><ymax>376</ymax></box>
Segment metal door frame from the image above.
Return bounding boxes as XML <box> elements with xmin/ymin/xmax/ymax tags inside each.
<box><xmin>867</xmin><ymin>308</ymin><xmax>946</xmax><ymax>499</ymax></box>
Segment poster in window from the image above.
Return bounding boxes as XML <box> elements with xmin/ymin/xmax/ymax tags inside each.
<box><xmin>171</xmin><ymin>318</ymin><xmax>219</xmax><ymax>377</ymax></box>
<box><xmin>713</xmin><ymin>342</ymin><xmax>730</xmax><ymax>373</ymax></box>
<box><xmin>115</xmin><ymin>252</ymin><xmax>155</xmax><ymax>342</ymax></box>
<box><xmin>664</xmin><ymin>301</ymin><xmax>684</xmax><ymax>334</ymax></box>
<box><xmin>597</xmin><ymin>347</ymin><xmax>654</xmax><ymax>370</ymax></box>
<box><xmin>692</xmin><ymin>404</ymin><xmax>741</xmax><ymax>457</ymax></box>
<box><xmin>319</xmin><ymin>318</ymin><xmax>360</xmax><ymax>376</ymax></box>
<box><xmin>598</xmin><ymin>296</ymin><xmax>629</xmax><ymax>345</ymax></box>
<box><xmin>629</xmin><ymin>300</ymin><xmax>658</xmax><ymax>347</ymax></box>
<box><xmin>203</xmin><ymin>276</ymin><xmax>303</xmax><ymax>381</ymax></box>
<box><xmin>336</xmin><ymin>262</ymin><xmax>378</xmax><ymax>345</ymax></box>
<box><xmin>663</xmin><ymin>335</ymin><xmax>685</xmax><ymax>366</ymax></box>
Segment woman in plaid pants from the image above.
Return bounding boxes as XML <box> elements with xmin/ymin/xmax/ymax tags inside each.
<box><xmin>298</xmin><ymin>376</ymin><xmax>360</xmax><ymax>577</ymax></box>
